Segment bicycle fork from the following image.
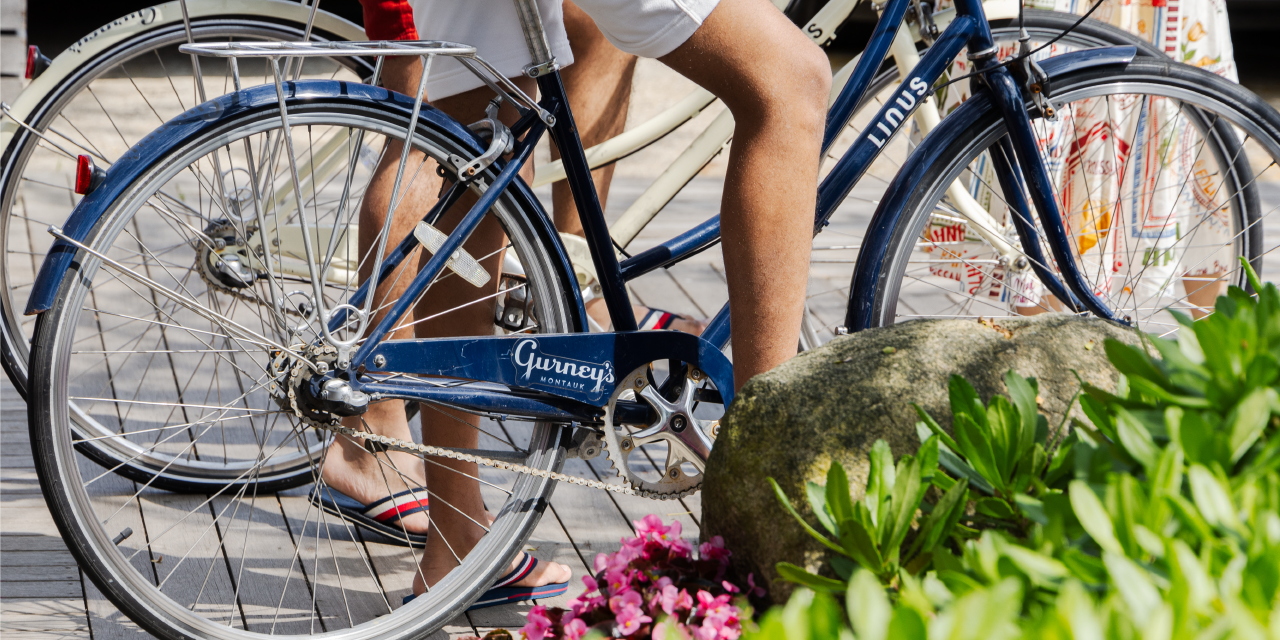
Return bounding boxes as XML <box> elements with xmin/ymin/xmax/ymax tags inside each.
<box><xmin>979</xmin><ymin>64</ymin><xmax>1122</xmax><ymax>322</ymax></box>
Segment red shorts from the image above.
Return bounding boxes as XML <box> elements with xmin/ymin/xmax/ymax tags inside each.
<box><xmin>358</xmin><ymin>0</ymin><xmax>418</xmax><ymax>41</ymax></box>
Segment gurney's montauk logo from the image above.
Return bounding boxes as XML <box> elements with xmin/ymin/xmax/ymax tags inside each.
<box><xmin>512</xmin><ymin>339</ymin><xmax>614</xmax><ymax>396</ymax></box>
<box><xmin>868</xmin><ymin>77</ymin><xmax>931</xmax><ymax>149</ymax></box>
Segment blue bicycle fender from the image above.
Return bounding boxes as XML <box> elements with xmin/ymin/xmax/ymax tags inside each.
<box><xmin>23</xmin><ymin>80</ymin><xmax>584</xmax><ymax>333</ymax></box>
<box><xmin>844</xmin><ymin>45</ymin><xmax>1137</xmax><ymax>331</ymax></box>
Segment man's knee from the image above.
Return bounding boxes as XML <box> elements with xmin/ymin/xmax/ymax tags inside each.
<box><xmin>732</xmin><ymin>41</ymin><xmax>830</xmax><ymax>132</ymax></box>
<box><xmin>788</xmin><ymin>43</ymin><xmax>833</xmax><ymax>121</ymax></box>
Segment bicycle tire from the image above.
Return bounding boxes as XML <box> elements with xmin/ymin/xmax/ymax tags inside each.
<box><xmin>852</xmin><ymin>56</ymin><xmax>1280</xmax><ymax>332</ymax></box>
<box><xmin>28</xmin><ymin>82</ymin><xmax>582</xmax><ymax>637</ymax></box>
<box><xmin>1</xmin><ymin>4</ymin><xmax>373</xmax><ymax>400</ymax></box>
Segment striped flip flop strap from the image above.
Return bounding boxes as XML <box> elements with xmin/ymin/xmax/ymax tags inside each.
<box><xmin>492</xmin><ymin>553</ymin><xmax>537</xmax><ymax>588</ymax></box>
<box><xmin>361</xmin><ymin>488</ymin><xmax>430</xmax><ymax>524</ymax></box>
<box><xmin>638</xmin><ymin>308</ymin><xmax>678</xmax><ymax>331</ymax></box>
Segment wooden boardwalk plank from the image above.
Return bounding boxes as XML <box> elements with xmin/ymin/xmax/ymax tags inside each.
<box><xmin>209</xmin><ymin>489</ymin><xmax>330</xmax><ymax>635</ymax></box>
<box><xmin>0</xmin><ymin>550</ymin><xmax>78</xmax><ymax>567</ymax></box>
<box><xmin>276</xmin><ymin>491</ymin><xmax>395</xmax><ymax>632</ymax></box>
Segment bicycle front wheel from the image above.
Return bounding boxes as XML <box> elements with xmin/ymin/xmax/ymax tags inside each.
<box><xmin>857</xmin><ymin>56</ymin><xmax>1280</xmax><ymax>334</ymax></box>
<box><xmin>27</xmin><ymin>83</ymin><xmax>581</xmax><ymax>638</ymax></box>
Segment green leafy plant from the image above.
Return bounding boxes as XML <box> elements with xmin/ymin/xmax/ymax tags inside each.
<box><xmin>770</xmin><ymin>438</ymin><xmax>968</xmax><ymax>588</ymax></box>
<box><xmin>915</xmin><ymin>371</ymin><xmax>1077</xmax><ymax>534</ymax></box>
<box><xmin>757</xmin><ymin>263</ymin><xmax>1280</xmax><ymax>639</ymax></box>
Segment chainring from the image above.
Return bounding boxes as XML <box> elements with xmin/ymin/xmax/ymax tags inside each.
<box><xmin>601</xmin><ymin>365</ymin><xmax>719</xmax><ymax>500</ymax></box>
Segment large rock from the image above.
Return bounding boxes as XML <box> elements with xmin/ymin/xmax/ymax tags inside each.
<box><xmin>701</xmin><ymin>314</ymin><xmax>1139</xmax><ymax>602</ymax></box>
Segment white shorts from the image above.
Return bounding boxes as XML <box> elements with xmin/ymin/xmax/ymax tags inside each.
<box><xmin>410</xmin><ymin>0</ymin><xmax>721</xmax><ymax>99</ymax></box>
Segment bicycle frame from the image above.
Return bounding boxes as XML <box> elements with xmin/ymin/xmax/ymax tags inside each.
<box><xmin>28</xmin><ymin>0</ymin><xmax>1135</xmax><ymax>427</ymax></box>
<box><xmin>337</xmin><ymin>0</ymin><xmax>1123</xmax><ymax>406</ymax></box>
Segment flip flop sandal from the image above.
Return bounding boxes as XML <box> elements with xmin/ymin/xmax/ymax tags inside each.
<box><xmin>638</xmin><ymin>307</ymin><xmax>685</xmax><ymax>331</ymax></box>
<box><xmin>309</xmin><ymin>485</ymin><xmax>429</xmax><ymax>548</ymax></box>
<box><xmin>402</xmin><ymin>552</ymin><xmax>570</xmax><ymax>610</ymax></box>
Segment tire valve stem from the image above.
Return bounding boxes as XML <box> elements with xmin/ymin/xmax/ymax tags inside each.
<box><xmin>112</xmin><ymin>528</ymin><xmax>134</xmax><ymax>545</ymax></box>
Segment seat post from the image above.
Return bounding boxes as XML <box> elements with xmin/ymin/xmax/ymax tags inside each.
<box><xmin>511</xmin><ymin>0</ymin><xmax>560</xmax><ymax>77</ymax></box>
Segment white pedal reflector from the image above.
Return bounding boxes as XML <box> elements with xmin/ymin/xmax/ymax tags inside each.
<box><xmin>414</xmin><ymin>221</ymin><xmax>491</xmax><ymax>288</ymax></box>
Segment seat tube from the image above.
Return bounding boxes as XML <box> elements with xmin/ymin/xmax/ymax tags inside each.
<box><xmin>511</xmin><ymin>0</ymin><xmax>559</xmax><ymax>76</ymax></box>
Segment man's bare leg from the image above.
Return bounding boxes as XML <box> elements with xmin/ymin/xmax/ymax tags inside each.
<box><xmin>321</xmin><ymin>58</ymin><xmax>438</xmax><ymax>537</ymax></box>
<box><xmin>404</xmin><ymin>72</ymin><xmax>570</xmax><ymax>595</ymax></box>
<box><xmin>557</xmin><ymin>1</ymin><xmax>707</xmax><ymax>335</ymax></box>
<box><xmin>657</xmin><ymin>0</ymin><xmax>830</xmax><ymax>390</ymax></box>
<box><xmin>324</xmin><ymin>56</ymin><xmax>569</xmax><ymax>587</ymax></box>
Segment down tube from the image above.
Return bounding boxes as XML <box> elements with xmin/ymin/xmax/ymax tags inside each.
<box><xmin>814</xmin><ymin>14</ymin><xmax>976</xmax><ymax>226</ymax></box>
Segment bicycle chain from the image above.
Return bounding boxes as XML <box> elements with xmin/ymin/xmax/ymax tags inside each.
<box><xmin>276</xmin><ymin>346</ymin><xmax>695</xmax><ymax>500</ymax></box>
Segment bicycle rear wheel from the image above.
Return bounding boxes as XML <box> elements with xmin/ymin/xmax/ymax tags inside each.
<box><xmin>2</xmin><ymin>3</ymin><xmax>372</xmax><ymax>398</ymax></box>
<box><xmin>856</xmin><ymin>57</ymin><xmax>1280</xmax><ymax>334</ymax></box>
<box><xmin>28</xmin><ymin>84</ymin><xmax>584</xmax><ymax>637</ymax></box>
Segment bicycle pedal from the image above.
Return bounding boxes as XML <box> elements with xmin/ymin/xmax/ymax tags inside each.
<box><xmin>414</xmin><ymin>221</ymin><xmax>492</xmax><ymax>288</ymax></box>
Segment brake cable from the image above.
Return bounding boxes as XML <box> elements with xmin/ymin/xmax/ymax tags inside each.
<box><xmin>924</xmin><ymin>0</ymin><xmax>1109</xmax><ymax>102</ymax></box>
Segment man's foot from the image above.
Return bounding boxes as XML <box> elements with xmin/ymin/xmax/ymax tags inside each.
<box><xmin>409</xmin><ymin>550</ymin><xmax>572</xmax><ymax>601</ymax></box>
<box><xmin>586</xmin><ymin>298</ymin><xmax>709</xmax><ymax>335</ymax></box>
<box><xmin>311</xmin><ymin>485</ymin><xmax>430</xmax><ymax>547</ymax></box>
<box><xmin>320</xmin><ymin>440</ymin><xmax>431</xmax><ymax>537</ymax></box>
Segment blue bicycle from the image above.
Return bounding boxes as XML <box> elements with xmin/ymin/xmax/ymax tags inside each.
<box><xmin>23</xmin><ymin>0</ymin><xmax>1280</xmax><ymax>636</ymax></box>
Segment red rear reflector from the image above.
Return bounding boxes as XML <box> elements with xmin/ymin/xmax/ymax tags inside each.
<box><xmin>75</xmin><ymin>155</ymin><xmax>93</xmax><ymax>194</ymax></box>
<box><xmin>26</xmin><ymin>46</ymin><xmax>51</xmax><ymax>80</ymax></box>
<box><xmin>25</xmin><ymin>46</ymin><xmax>38</xmax><ymax>80</ymax></box>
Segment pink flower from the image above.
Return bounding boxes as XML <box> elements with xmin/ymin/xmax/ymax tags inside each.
<box><xmin>652</xmin><ymin>584</ymin><xmax>694</xmax><ymax>615</ymax></box>
<box><xmin>569</xmin><ymin>594</ymin><xmax>603</xmax><ymax>618</ymax></box>
<box><xmin>520</xmin><ymin>605</ymin><xmax>552</xmax><ymax>640</ymax></box>
<box><xmin>694</xmin><ymin>622</ymin><xmax>719</xmax><ymax>640</ymax></box>
<box><xmin>569</xmin><ymin>575</ymin><xmax>604</xmax><ymax>616</ymax></box>
<box><xmin>614</xmin><ymin>537</ymin><xmax>646</xmax><ymax>566</ymax></box>
<box><xmin>615</xmin><ymin>604</ymin><xmax>652</xmax><ymax>637</ymax></box>
<box><xmin>746</xmin><ymin>573</ymin><xmax>766</xmax><ymax>598</ymax></box>
<box><xmin>594</xmin><ymin>553</ymin><xmax>610</xmax><ymax>573</ymax></box>
<box><xmin>721</xmin><ymin>581</ymin><xmax>739</xmax><ymax>594</ymax></box>
<box><xmin>605</xmin><ymin>568</ymin><xmax>632</xmax><ymax>595</ymax></box>
<box><xmin>696</xmin><ymin>591</ymin><xmax>735</xmax><ymax>623</ymax></box>
<box><xmin>610</xmin><ymin>589</ymin><xmax>644</xmax><ymax>614</ymax></box>
<box><xmin>699</xmin><ymin>537</ymin><xmax>731</xmax><ymax>564</ymax></box>
<box><xmin>635</xmin><ymin>515</ymin><xmax>685</xmax><ymax>548</ymax></box>
<box><xmin>695</xmin><ymin>616</ymin><xmax>741</xmax><ymax>640</ymax></box>
<box><xmin>668</xmin><ymin>537</ymin><xmax>694</xmax><ymax>558</ymax></box>
<box><xmin>563</xmin><ymin>618</ymin><xmax>588</xmax><ymax>640</ymax></box>
<box><xmin>635</xmin><ymin>514</ymin><xmax>670</xmax><ymax>538</ymax></box>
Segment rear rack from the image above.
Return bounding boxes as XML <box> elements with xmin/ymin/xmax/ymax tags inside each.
<box><xmin>178</xmin><ymin>40</ymin><xmax>550</xmax><ymax>123</ymax></box>
<box><xmin>177</xmin><ymin>39</ymin><xmax>552</xmax><ymax>356</ymax></box>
